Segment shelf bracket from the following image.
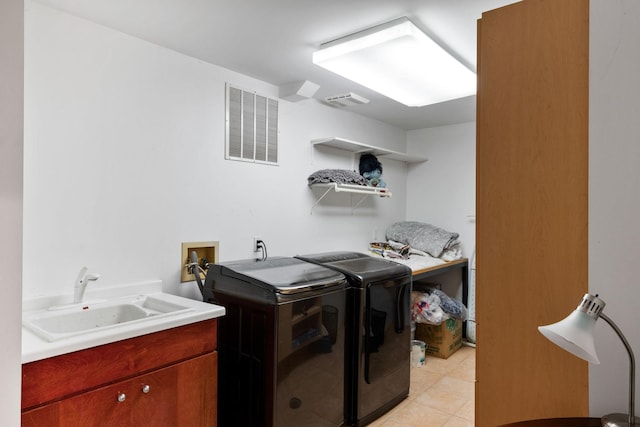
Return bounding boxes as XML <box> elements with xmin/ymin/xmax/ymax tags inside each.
<box><xmin>310</xmin><ymin>186</ymin><xmax>334</xmax><ymax>213</ymax></box>
<box><xmin>352</xmin><ymin>194</ymin><xmax>369</xmax><ymax>210</ymax></box>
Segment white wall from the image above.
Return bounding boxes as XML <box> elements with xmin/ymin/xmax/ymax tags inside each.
<box><xmin>0</xmin><ymin>0</ymin><xmax>24</xmax><ymax>424</ymax></box>
<box><xmin>23</xmin><ymin>1</ymin><xmax>409</xmax><ymax>301</ymax></box>
<box><xmin>405</xmin><ymin>122</ymin><xmax>475</xmax><ymax>302</ymax></box>
<box><xmin>589</xmin><ymin>0</ymin><xmax>640</xmax><ymax>417</ymax></box>
<box><xmin>406</xmin><ymin>122</ymin><xmax>476</xmax><ymax>258</ymax></box>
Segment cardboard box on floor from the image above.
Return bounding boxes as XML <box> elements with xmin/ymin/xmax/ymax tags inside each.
<box><xmin>415</xmin><ymin>318</ymin><xmax>462</xmax><ymax>359</ymax></box>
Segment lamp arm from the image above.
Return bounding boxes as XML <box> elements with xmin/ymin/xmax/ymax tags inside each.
<box><xmin>600</xmin><ymin>313</ymin><xmax>636</xmax><ymax>425</ymax></box>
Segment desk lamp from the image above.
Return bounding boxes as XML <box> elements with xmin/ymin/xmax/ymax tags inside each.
<box><xmin>538</xmin><ymin>293</ymin><xmax>638</xmax><ymax>427</ymax></box>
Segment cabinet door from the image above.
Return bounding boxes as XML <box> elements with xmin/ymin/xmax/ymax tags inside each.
<box><xmin>172</xmin><ymin>351</ymin><xmax>217</xmax><ymax>426</ymax></box>
<box><xmin>22</xmin><ymin>403</ymin><xmax>62</xmax><ymax>427</ymax></box>
<box><xmin>22</xmin><ymin>352</ymin><xmax>217</xmax><ymax>427</ymax></box>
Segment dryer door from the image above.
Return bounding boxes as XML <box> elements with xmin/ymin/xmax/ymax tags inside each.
<box><xmin>359</xmin><ymin>276</ymin><xmax>411</xmax><ymax>419</ymax></box>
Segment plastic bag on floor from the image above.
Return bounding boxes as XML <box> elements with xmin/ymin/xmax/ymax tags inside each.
<box><xmin>411</xmin><ymin>291</ymin><xmax>445</xmax><ymax>325</ymax></box>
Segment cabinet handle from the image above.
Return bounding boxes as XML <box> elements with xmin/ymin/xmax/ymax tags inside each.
<box><xmin>117</xmin><ymin>392</ymin><xmax>126</xmax><ymax>402</ymax></box>
<box><xmin>142</xmin><ymin>384</ymin><xmax>150</xmax><ymax>394</ymax></box>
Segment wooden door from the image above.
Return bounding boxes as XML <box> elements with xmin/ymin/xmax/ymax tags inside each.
<box><xmin>476</xmin><ymin>1</ymin><xmax>589</xmax><ymax>425</ymax></box>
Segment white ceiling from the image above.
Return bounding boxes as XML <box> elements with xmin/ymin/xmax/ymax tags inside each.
<box><xmin>34</xmin><ymin>0</ymin><xmax>516</xmax><ymax>130</ymax></box>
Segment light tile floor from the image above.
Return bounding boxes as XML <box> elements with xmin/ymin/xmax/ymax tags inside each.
<box><xmin>368</xmin><ymin>345</ymin><xmax>475</xmax><ymax>427</ymax></box>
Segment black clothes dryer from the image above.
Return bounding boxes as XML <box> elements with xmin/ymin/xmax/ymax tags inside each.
<box><xmin>203</xmin><ymin>257</ymin><xmax>348</xmax><ymax>427</ymax></box>
<box><xmin>296</xmin><ymin>252</ymin><xmax>412</xmax><ymax>427</ymax></box>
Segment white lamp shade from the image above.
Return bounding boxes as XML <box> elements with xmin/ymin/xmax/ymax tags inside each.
<box><xmin>538</xmin><ymin>310</ymin><xmax>600</xmax><ymax>364</ymax></box>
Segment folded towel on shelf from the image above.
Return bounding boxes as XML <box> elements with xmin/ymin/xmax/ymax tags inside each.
<box><xmin>386</xmin><ymin>221</ymin><xmax>460</xmax><ymax>258</ymax></box>
<box><xmin>307</xmin><ymin>169</ymin><xmax>367</xmax><ymax>186</ymax></box>
<box><xmin>441</xmin><ymin>247</ymin><xmax>462</xmax><ymax>261</ymax></box>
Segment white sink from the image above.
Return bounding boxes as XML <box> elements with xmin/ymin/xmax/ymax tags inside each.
<box><xmin>23</xmin><ymin>295</ymin><xmax>194</xmax><ymax>342</ymax></box>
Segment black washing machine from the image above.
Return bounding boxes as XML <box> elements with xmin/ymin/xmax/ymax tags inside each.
<box><xmin>296</xmin><ymin>252</ymin><xmax>412</xmax><ymax>427</ymax></box>
<box><xmin>203</xmin><ymin>257</ymin><xmax>348</xmax><ymax>427</ymax></box>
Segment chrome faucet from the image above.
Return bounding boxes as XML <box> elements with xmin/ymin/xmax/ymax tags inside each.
<box><xmin>73</xmin><ymin>266</ymin><xmax>100</xmax><ymax>304</ymax></box>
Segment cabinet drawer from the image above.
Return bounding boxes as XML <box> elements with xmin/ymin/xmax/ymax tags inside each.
<box><xmin>23</xmin><ymin>319</ymin><xmax>217</xmax><ymax>410</ymax></box>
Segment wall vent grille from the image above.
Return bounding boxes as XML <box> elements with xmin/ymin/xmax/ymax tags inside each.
<box><xmin>226</xmin><ymin>84</ymin><xmax>278</xmax><ymax>165</ymax></box>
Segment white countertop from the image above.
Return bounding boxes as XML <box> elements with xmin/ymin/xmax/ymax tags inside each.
<box><xmin>22</xmin><ymin>281</ymin><xmax>225</xmax><ymax>364</ymax></box>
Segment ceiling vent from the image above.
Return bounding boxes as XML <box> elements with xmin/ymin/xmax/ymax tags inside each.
<box><xmin>324</xmin><ymin>92</ymin><xmax>370</xmax><ymax>107</ymax></box>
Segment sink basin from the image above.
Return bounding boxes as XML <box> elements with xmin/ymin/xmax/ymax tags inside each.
<box><xmin>23</xmin><ymin>295</ymin><xmax>195</xmax><ymax>342</ymax></box>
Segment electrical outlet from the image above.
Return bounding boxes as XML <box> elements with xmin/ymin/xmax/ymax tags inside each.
<box><xmin>253</xmin><ymin>236</ymin><xmax>262</xmax><ymax>252</ymax></box>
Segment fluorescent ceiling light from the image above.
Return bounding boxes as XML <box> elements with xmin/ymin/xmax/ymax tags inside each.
<box><xmin>312</xmin><ymin>17</ymin><xmax>476</xmax><ymax>107</ymax></box>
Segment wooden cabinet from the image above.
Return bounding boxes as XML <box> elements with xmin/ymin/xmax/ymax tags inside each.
<box><xmin>22</xmin><ymin>319</ymin><xmax>218</xmax><ymax>426</ymax></box>
<box><xmin>476</xmin><ymin>1</ymin><xmax>589</xmax><ymax>426</ymax></box>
